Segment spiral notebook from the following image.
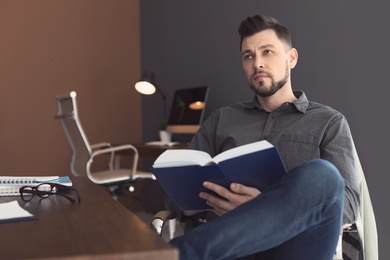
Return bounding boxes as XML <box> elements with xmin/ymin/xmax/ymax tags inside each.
<box><xmin>0</xmin><ymin>176</ymin><xmax>72</xmax><ymax>196</ymax></box>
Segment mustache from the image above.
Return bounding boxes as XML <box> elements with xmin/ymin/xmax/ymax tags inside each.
<box><xmin>253</xmin><ymin>69</ymin><xmax>272</xmax><ymax>77</ymax></box>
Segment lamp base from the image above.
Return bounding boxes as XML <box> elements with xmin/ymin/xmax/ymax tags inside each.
<box><xmin>159</xmin><ymin>130</ymin><xmax>172</xmax><ymax>143</ymax></box>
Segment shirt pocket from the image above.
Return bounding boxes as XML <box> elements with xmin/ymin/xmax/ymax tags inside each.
<box><xmin>279</xmin><ymin>134</ymin><xmax>320</xmax><ymax>171</ymax></box>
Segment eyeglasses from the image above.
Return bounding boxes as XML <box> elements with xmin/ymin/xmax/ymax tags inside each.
<box><xmin>19</xmin><ymin>183</ymin><xmax>81</xmax><ymax>203</ymax></box>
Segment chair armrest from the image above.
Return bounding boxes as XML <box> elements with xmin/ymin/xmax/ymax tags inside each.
<box><xmin>151</xmin><ymin>210</ymin><xmax>176</xmax><ymax>236</ymax></box>
<box><xmin>88</xmin><ymin>144</ymin><xmax>139</xmax><ymax>174</ymax></box>
<box><xmin>342</xmin><ymin>223</ymin><xmax>352</xmax><ymax>230</ymax></box>
<box><xmin>90</xmin><ymin>144</ymin><xmax>138</xmax><ymax>158</ymax></box>
<box><xmin>90</xmin><ymin>142</ymin><xmax>112</xmax><ymax>150</ymax></box>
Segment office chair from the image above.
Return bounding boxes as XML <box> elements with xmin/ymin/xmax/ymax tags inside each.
<box><xmin>55</xmin><ymin>91</ymin><xmax>155</xmax><ymax>197</ymax></box>
<box><xmin>151</xmin><ymin>141</ymin><xmax>378</xmax><ymax>260</ymax></box>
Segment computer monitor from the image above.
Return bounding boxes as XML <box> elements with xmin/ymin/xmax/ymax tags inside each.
<box><xmin>166</xmin><ymin>86</ymin><xmax>209</xmax><ymax>134</ymax></box>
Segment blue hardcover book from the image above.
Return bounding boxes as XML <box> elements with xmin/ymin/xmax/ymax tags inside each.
<box><xmin>151</xmin><ymin>140</ymin><xmax>286</xmax><ymax>210</ymax></box>
<box><xmin>40</xmin><ymin>176</ymin><xmax>72</xmax><ymax>186</ymax></box>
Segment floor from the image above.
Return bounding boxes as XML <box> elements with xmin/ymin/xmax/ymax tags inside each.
<box><xmin>134</xmin><ymin>211</ymin><xmax>184</xmax><ymax>242</ymax></box>
<box><xmin>100</xmin><ymin>181</ymin><xmax>183</xmax><ymax>242</ymax></box>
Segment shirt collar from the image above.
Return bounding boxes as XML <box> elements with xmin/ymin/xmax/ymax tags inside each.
<box><xmin>292</xmin><ymin>91</ymin><xmax>309</xmax><ymax>113</ymax></box>
<box><xmin>245</xmin><ymin>90</ymin><xmax>309</xmax><ymax>113</ymax></box>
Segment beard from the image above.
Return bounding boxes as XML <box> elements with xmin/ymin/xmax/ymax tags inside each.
<box><xmin>249</xmin><ymin>61</ymin><xmax>289</xmax><ymax>97</ymax></box>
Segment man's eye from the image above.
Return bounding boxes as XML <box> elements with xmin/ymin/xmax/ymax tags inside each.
<box><xmin>243</xmin><ymin>54</ymin><xmax>253</xmax><ymax>60</ymax></box>
<box><xmin>264</xmin><ymin>50</ymin><xmax>273</xmax><ymax>55</ymax></box>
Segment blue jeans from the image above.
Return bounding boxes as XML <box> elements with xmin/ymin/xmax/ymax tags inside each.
<box><xmin>170</xmin><ymin>159</ymin><xmax>345</xmax><ymax>260</ymax></box>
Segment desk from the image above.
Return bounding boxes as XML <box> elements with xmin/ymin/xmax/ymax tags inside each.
<box><xmin>130</xmin><ymin>142</ymin><xmax>188</xmax><ymax>213</ymax></box>
<box><xmin>0</xmin><ymin>177</ymin><xmax>178</xmax><ymax>260</ymax></box>
<box><xmin>133</xmin><ymin>142</ymin><xmax>188</xmax><ymax>159</ymax></box>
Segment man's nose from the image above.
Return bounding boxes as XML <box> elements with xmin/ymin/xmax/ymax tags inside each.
<box><xmin>253</xmin><ymin>57</ymin><xmax>264</xmax><ymax>70</ymax></box>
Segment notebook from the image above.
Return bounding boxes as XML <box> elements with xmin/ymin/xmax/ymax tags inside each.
<box><xmin>0</xmin><ymin>176</ymin><xmax>72</xmax><ymax>196</ymax></box>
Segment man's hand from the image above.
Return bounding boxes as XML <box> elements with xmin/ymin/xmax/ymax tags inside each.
<box><xmin>199</xmin><ymin>181</ymin><xmax>261</xmax><ymax>216</ymax></box>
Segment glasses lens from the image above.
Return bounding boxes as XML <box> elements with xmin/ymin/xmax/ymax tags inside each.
<box><xmin>37</xmin><ymin>183</ymin><xmax>52</xmax><ymax>198</ymax></box>
<box><xmin>20</xmin><ymin>186</ymin><xmax>34</xmax><ymax>201</ymax></box>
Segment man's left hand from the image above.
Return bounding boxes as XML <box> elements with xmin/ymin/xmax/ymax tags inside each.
<box><xmin>199</xmin><ymin>182</ymin><xmax>261</xmax><ymax>216</ymax></box>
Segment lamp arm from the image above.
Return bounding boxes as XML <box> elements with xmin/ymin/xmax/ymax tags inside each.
<box><xmin>155</xmin><ymin>84</ymin><xmax>167</xmax><ymax>100</ymax></box>
<box><xmin>155</xmin><ymin>84</ymin><xmax>167</xmax><ymax>118</ymax></box>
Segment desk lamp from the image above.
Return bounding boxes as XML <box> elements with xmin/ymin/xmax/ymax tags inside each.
<box><xmin>135</xmin><ymin>70</ymin><xmax>168</xmax><ymax>129</ymax></box>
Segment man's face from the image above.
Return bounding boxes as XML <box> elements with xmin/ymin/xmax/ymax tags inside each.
<box><xmin>241</xmin><ymin>29</ymin><xmax>296</xmax><ymax>97</ymax></box>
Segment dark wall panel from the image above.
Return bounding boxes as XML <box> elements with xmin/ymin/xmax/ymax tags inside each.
<box><xmin>140</xmin><ymin>1</ymin><xmax>389</xmax><ymax>258</ymax></box>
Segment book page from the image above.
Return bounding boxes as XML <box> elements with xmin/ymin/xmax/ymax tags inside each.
<box><xmin>213</xmin><ymin>140</ymin><xmax>273</xmax><ymax>163</ymax></box>
<box><xmin>0</xmin><ymin>200</ymin><xmax>35</xmax><ymax>222</ymax></box>
<box><xmin>153</xmin><ymin>149</ymin><xmax>213</xmax><ymax>168</ymax></box>
<box><xmin>0</xmin><ymin>185</ymin><xmax>23</xmax><ymax>196</ymax></box>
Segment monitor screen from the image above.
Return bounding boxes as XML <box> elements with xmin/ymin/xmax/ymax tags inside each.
<box><xmin>166</xmin><ymin>86</ymin><xmax>209</xmax><ymax>134</ymax></box>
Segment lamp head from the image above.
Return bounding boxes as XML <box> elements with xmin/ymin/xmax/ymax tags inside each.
<box><xmin>189</xmin><ymin>101</ymin><xmax>205</xmax><ymax>110</ymax></box>
<box><xmin>135</xmin><ymin>71</ymin><xmax>157</xmax><ymax>95</ymax></box>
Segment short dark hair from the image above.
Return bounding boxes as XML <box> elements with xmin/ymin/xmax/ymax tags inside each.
<box><xmin>238</xmin><ymin>14</ymin><xmax>292</xmax><ymax>50</ymax></box>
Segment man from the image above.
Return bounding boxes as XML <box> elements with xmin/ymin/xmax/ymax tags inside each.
<box><xmin>167</xmin><ymin>14</ymin><xmax>360</xmax><ymax>259</ymax></box>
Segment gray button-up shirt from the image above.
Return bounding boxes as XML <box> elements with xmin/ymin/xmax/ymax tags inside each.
<box><xmin>186</xmin><ymin>91</ymin><xmax>359</xmax><ymax>224</ymax></box>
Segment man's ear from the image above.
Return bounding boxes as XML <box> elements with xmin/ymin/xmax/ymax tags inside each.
<box><xmin>289</xmin><ymin>48</ymin><xmax>298</xmax><ymax>69</ymax></box>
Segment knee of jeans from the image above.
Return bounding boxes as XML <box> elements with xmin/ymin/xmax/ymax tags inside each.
<box><xmin>294</xmin><ymin>159</ymin><xmax>345</xmax><ymax>192</ymax></box>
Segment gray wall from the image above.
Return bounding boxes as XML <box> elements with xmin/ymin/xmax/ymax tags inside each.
<box><xmin>140</xmin><ymin>0</ymin><xmax>389</xmax><ymax>258</ymax></box>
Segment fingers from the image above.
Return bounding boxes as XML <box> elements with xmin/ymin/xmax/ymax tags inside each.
<box><xmin>203</xmin><ymin>181</ymin><xmax>233</xmax><ymax>199</ymax></box>
<box><xmin>199</xmin><ymin>191</ymin><xmax>230</xmax><ymax>216</ymax></box>
<box><xmin>183</xmin><ymin>210</ymin><xmax>203</xmax><ymax>217</ymax></box>
<box><xmin>202</xmin><ymin>181</ymin><xmax>260</xmax><ymax>201</ymax></box>
<box><xmin>199</xmin><ymin>182</ymin><xmax>235</xmax><ymax>215</ymax></box>
<box><xmin>199</xmin><ymin>181</ymin><xmax>262</xmax><ymax>216</ymax></box>
<box><xmin>230</xmin><ymin>183</ymin><xmax>261</xmax><ymax>197</ymax></box>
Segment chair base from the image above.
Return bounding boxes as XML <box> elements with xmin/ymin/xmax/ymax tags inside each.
<box><xmin>105</xmin><ymin>179</ymin><xmax>143</xmax><ymax>200</ymax></box>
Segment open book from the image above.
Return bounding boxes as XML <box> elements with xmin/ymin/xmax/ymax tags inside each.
<box><xmin>151</xmin><ymin>140</ymin><xmax>286</xmax><ymax>210</ymax></box>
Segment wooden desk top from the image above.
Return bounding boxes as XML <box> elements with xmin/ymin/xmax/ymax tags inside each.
<box><xmin>0</xmin><ymin>177</ymin><xmax>177</xmax><ymax>260</ymax></box>
<box><xmin>132</xmin><ymin>142</ymin><xmax>188</xmax><ymax>159</ymax></box>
